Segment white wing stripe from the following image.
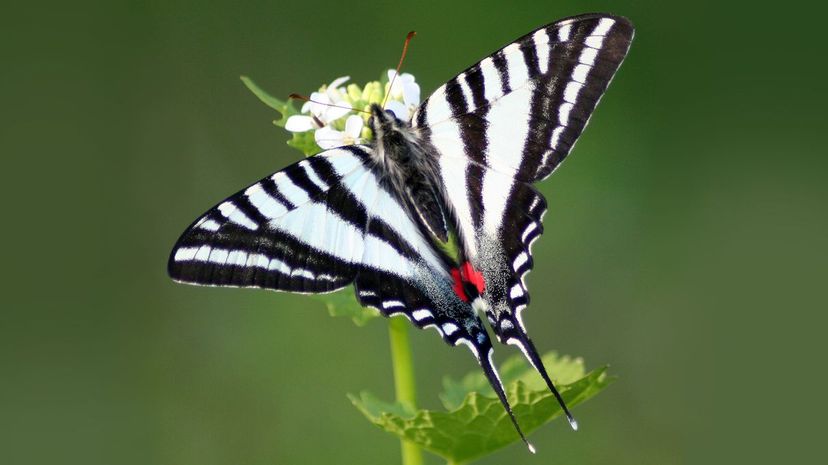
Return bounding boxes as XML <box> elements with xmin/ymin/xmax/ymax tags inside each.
<box><xmin>195</xmin><ymin>245</ymin><xmax>211</xmax><ymax>261</ymax></box>
<box><xmin>503</xmin><ymin>43</ymin><xmax>529</xmax><ymax>92</ymax></box>
<box><xmin>174</xmin><ymin>247</ymin><xmax>198</xmax><ymax>261</ymax></box>
<box><xmin>549</xmin><ymin>126</ymin><xmax>565</xmax><ymax>150</ymax></box>
<box><xmin>424</xmin><ymin>87</ymin><xmax>451</xmax><ymax>127</ymax></box>
<box><xmin>274</xmin><ymin>203</ymin><xmax>365</xmax><ymax>263</ymax></box>
<box><xmin>572</xmin><ymin>63</ymin><xmax>591</xmax><ymax>83</ymax></box>
<box><xmin>479</xmin><ymin>57</ymin><xmax>503</xmax><ymax>103</ymax></box>
<box><xmin>434</xmin><ymin>124</ymin><xmax>477</xmax><ymax>256</ymax></box>
<box><xmin>481</xmin><ymin>169</ymin><xmax>510</xmax><ymax>236</ymax></box>
<box><xmin>594</xmin><ymin>17</ymin><xmax>616</xmax><ymax>36</ymax></box>
<box><xmin>442</xmin><ymin>323</ymin><xmax>459</xmax><ymax>336</ymax></box>
<box><xmin>218</xmin><ymin>201</ymin><xmax>259</xmax><ymax>230</ymax></box>
<box><xmin>558</xmin><ymin>24</ymin><xmax>572</xmax><ymax>41</ymax></box>
<box><xmin>174</xmin><ymin>244</ymin><xmax>324</xmax><ymax>279</ymax></box>
<box><xmin>299</xmin><ymin>159</ymin><xmax>329</xmax><ymax>191</ymax></box>
<box><xmin>521</xmin><ymin>222</ymin><xmax>538</xmax><ymax>243</ymax></box>
<box><xmin>579</xmin><ymin>47</ymin><xmax>599</xmax><ymax>66</ymax></box>
<box><xmin>558</xmin><ymin>102</ymin><xmax>573</xmax><ymax>126</ymax></box>
<box><xmin>246</xmin><ymin>183</ymin><xmax>289</xmax><ymax>220</ymax></box>
<box><xmin>563</xmin><ymin>81</ymin><xmax>583</xmax><ymax>104</ymax></box>
<box><xmin>326</xmin><ymin>150</ymin><xmax>364</xmax><ymax>176</ymax></box>
<box><xmin>412</xmin><ymin>309</ymin><xmax>433</xmax><ymax>321</ymax></box>
<box><xmin>196</xmin><ymin>218</ymin><xmax>221</xmax><ymax>231</ymax></box>
<box><xmin>272</xmin><ymin>171</ymin><xmax>310</xmax><ymax>206</ymax></box>
<box><xmin>458</xmin><ymin>75</ymin><xmax>476</xmax><ymax>112</ymax></box>
<box><xmin>226</xmin><ymin>250</ymin><xmax>248</xmax><ymax>267</ymax></box>
<box><xmin>584</xmin><ymin>36</ymin><xmax>604</xmax><ymax>49</ymax></box>
<box><xmin>532</xmin><ymin>29</ymin><xmax>551</xmax><ymax>74</ymax></box>
<box><xmin>513</xmin><ymin>252</ymin><xmax>529</xmax><ymax>271</ymax></box>
<box><xmin>480</xmin><ymin>84</ymin><xmax>532</xmax><ymax>235</ymax></box>
<box><xmin>207</xmin><ymin>248</ymin><xmax>229</xmax><ymax>264</ymax></box>
<box><xmin>383</xmin><ymin>300</ymin><xmax>405</xmax><ymax>310</ymax></box>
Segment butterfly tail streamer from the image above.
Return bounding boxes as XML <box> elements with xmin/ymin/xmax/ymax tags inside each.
<box><xmin>504</xmin><ymin>323</ymin><xmax>578</xmax><ymax>430</ymax></box>
<box><xmin>475</xmin><ymin>345</ymin><xmax>536</xmax><ymax>453</ymax></box>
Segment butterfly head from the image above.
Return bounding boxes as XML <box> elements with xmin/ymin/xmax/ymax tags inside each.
<box><xmin>368</xmin><ymin>103</ymin><xmax>415</xmax><ymax>163</ymax></box>
<box><xmin>368</xmin><ymin>103</ymin><xmax>404</xmax><ymax>136</ymax></box>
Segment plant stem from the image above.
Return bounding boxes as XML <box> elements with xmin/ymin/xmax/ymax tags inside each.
<box><xmin>388</xmin><ymin>316</ymin><xmax>424</xmax><ymax>465</ymax></box>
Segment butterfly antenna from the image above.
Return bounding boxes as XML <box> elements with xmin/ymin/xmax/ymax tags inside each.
<box><xmin>382</xmin><ymin>31</ymin><xmax>417</xmax><ymax>110</ymax></box>
<box><xmin>477</xmin><ymin>346</ymin><xmax>536</xmax><ymax>453</ymax></box>
<box><xmin>509</xmin><ymin>330</ymin><xmax>578</xmax><ymax>431</ymax></box>
<box><xmin>288</xmin><ymin>93</ymin><xmax>371</xmax><ymax>115</ymax></box>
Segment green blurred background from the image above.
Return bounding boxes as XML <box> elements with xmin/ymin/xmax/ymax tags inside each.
<box><xmin>3</xmin><ymin>0</ymin><xmax>825</xmax><ymax>464</ymax></box>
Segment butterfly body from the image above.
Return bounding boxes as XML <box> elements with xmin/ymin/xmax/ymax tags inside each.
<box><xmin>368</xmin><ymin>104</ymin><xmax>453</xmax><ymax>245</ymax></box>
<box><xmin>169</xmin><ymin>13</ymin><xmax>634</xmax><ymax>447</ymax></box>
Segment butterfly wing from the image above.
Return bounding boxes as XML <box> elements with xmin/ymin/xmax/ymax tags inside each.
<box><xmin>412</xmin><ymin>13</ymin><xmax>634</xmax><ymax>422</ymax></box>
<box><xmin>168</xmin><ymin>144</ymin><xmax>533</xmax><ymax>444</ymax></box>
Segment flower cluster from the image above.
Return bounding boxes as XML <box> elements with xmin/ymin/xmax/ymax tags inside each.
<box><xmin>284</xmin><ymin>70</ymin><xmax>420</xmax><ymax>151</ymax></box>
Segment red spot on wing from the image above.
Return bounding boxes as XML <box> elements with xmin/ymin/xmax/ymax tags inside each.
<box><xmin>460</xmin><ymin>262</ymin><xmax>486</xmax><ymax>294</ymax></box>
<box><xmin>451</xmin><ymin>268</ymin><xmax>469</xmax><ymax>302</ymax></box>
<box><xmin>451</xmin><ymin>262</ymin><xmax>485</xmax><ymax>302</ymax></box>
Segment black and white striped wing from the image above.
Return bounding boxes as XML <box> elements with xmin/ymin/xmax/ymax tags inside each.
<box><xmin>413</xmin><ymin>14</ymin><xmax>633</xmax><ymax>369</ymax></box>
<box><xmin>170</xmin><ymin>144</ymin><xmax>533</xmax><ymax>441</ymax></box>
<box><xmin>168</xmin><ymin>146</ymin><xmax>519</xmax><ymax>431</ymax></box>
<box><xmin>169</xmin><ymin>147</ymin><xmax>367</xmax><ymax>293</ymax></box>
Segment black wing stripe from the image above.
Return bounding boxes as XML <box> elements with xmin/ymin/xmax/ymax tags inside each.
<box><xmin>464</xmin><ymin>64</ymin><xmax>488</xmax><ymax>110</ymax></box>
<box><xmin>445</xmin><ymin>77</ymin><xmax>469</xmax><ymax>117</ymax></box>
<box><xmin>285</xmin><ymin>162</ymin><xmax>325</xmax><ymax>198</ymax></box>
<box><xmin>491</xmin><ymin>50</ymin><xmax>511</xmax><ymax>95</ymax></box>
<box><xmin>520</xmin><ymin>35</ymin><xmax>541</xmax><ymax>79</ymax></box>
<box><xmin>259</xmin><ymin>176</ymin><xmax>296</xmax><ymax>211</ymax></box>
<box><xmin>231</xmin><ymin>193</ymin><xmax>271</xmax><ymax>229</ymax></box>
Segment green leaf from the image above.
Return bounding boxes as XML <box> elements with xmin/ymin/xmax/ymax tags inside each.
<box><xmin>350</xmin><ymin>352</ymin><xmax>615</xmax><ymax>464</ymax></box>
<box><xmin>240</xmin><ymin>75</ymin><xmax>300</xmax><ymax>127</ymax></box>
<box><xmin>311</xmin><ymin>287</ymin><xmax>380</xmax><ymax>326</ymax></box>
<box><xmin>241</xmin><ymin>75</ymin><xmax>322</xmax><ymax>156</ymax></box>
<box><xmin>286</xmin><ymin>130</ymin><xmax>322</xmax><ymax>157</ymax></box>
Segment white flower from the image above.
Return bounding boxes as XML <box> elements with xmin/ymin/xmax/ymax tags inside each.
<box><xmin>325</xmin><ymin>75</ymin><xmax>351</xmax><ymax>104</ymax></box>
<box><xmin>284</xmin><ymin>76</ymin><xmax>353</xmax><ymax>132</ymax></box>
<box><xmin>314</xmin><ymin>114</ymin><xmax>364</xmax><ymax>149</ymax></box>
<box><xmin>385</xmin><ymin>69</ymin><xmax>420</xmax><ymax>121</ymax></box>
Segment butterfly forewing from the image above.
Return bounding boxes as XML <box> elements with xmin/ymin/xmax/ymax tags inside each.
<box><xmin>168</xmin><ymin>145</ymin><xmax>492</xmax><ymax>349</ymax></box>
<box><xmin>412</xmin><ymin>14</ymin><xmax>633</xmax><ymax>376</ymax></box>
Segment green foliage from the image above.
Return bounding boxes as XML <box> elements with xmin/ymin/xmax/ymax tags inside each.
<box><xmin>350</xmin><ymin>352</ymin><xmax>614</xmax><ymax>464</ymax></box>
<box><xmin>285</xmin><ymin>129</ymin><xmax>320</xmax><ymax>157</ymax></box>
<box><xmin>240</xmin><ymin>76</ymin><xmax>321</xmax><ymax>156</ymax></box>
<box><xmin>239</xmin><ymin>76</ymin><xmax>298</xmax><ymax>126</ymax></box>
<box><xmin>310</xmin><ymin>288</ymin><xmax>379</xmax><ymax>326</ymax></box>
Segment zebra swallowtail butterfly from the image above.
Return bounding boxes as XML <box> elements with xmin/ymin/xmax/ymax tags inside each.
<box><xmin>169</xmin><ymin>13</ymin><xmax>634</xmax><ymax>448</ymax></box>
